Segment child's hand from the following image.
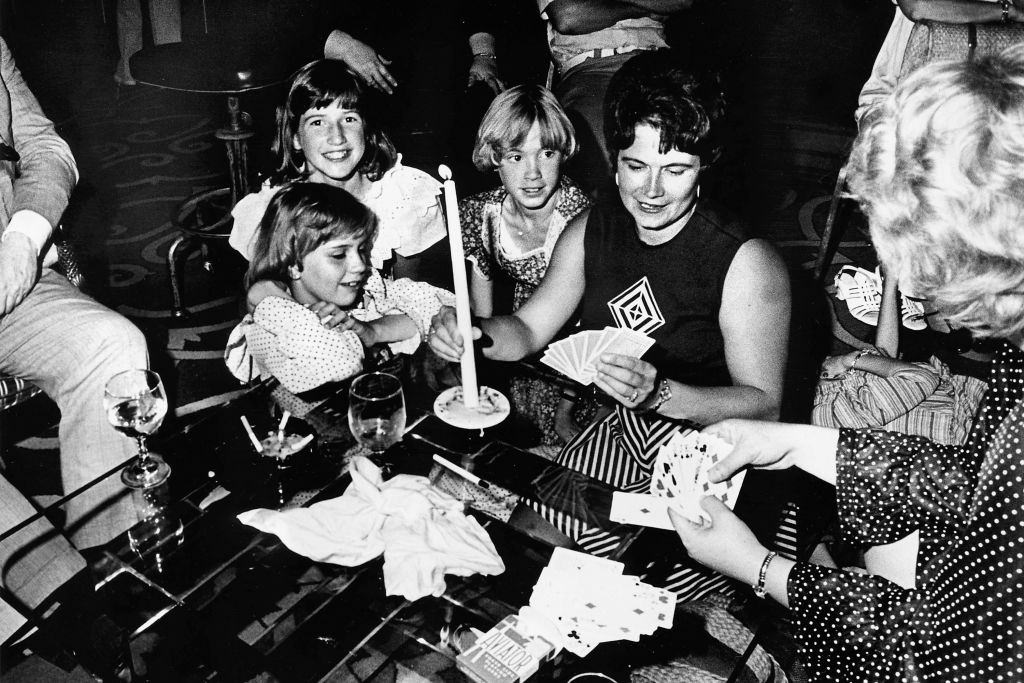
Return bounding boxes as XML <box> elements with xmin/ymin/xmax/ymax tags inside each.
<box><xmin>247</xmin><ymin>280</ymin><xmax>291</xmax><ymax>312</ymax></box>
<box><xmin>306</xmin><ymin>301</ymin><xmax>379</xmax><ymax>346</ymax></box>
<box><xmin>820</xmin><ymin>351</ymin><xmax>861</xmax><ymax>379</ymax></box>
<box><xmin>307</xmin><ymin>301</ymin><xmax>350</xmax><ymax>329</ymax></box>
<box><xmin>338</xmin><ymin>316</ymin><xmax>378</xmax><ymax>347</ymax></box>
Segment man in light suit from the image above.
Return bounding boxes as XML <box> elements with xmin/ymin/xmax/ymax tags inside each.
<box><xmin>0</xmin><ymin>37</ymin><xmax>148</xmax><ymax>620</ymax></box>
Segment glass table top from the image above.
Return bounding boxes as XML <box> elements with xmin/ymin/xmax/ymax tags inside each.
<box><xmin>2</xmin><ymin>360</ymin><xmax>712</xmax><ymax>681</ymax></box>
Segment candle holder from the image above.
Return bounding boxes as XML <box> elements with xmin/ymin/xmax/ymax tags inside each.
<box><xmin>433</xmin><ymin>385</ymin><xmax>510</xmax><ymax>432</ymax></box>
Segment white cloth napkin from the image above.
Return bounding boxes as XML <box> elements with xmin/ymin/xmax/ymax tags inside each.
<box><xmin>237</xmin><ymin>457</ymin><xmax>505</xmax><ymax>600</ymax></box>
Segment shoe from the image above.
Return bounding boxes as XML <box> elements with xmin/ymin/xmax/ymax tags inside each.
<box><xmin>114</xmin><ymin>73</ymin><xmax>137</xmax><ymax>87</ymax></box>
<box><xmin>900</xmin><ymin>295</ymin><xmax>927</xmax><ymax>330</ymax></box>
<box><xmin>834</xmin><ymin>265</ymin><xmax>881</xmax><ymax>326</ymax></box>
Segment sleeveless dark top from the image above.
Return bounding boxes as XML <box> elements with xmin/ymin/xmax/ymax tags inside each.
<box><xmin>581</xmin><ymin>198</ymin><xmax>750</xmax><ymax>387</ymax></box>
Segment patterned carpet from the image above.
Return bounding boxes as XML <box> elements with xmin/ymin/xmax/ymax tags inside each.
<box><xmin>3</xmin><ymin>2</ymin><xmax>894</xmax><ymax>488</ymax></box>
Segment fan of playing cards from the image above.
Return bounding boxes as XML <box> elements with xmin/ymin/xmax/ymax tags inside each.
<box><xmin>529</xmin><ymin>548</ymin><xmax>675</xmax><ymax>657</ymax></box>
<box><xmin>539</xmin><ymin>326</ymin><xmax>655</xmax><ymax>386</ymax></box>
<box><xmin>610</xmin><ymin>430</ymin><xmax>746</xmax><ymax>530</ymax></box>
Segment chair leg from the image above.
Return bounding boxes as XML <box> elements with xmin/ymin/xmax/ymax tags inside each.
<box><xmin>813</xmin><ymin>164</ymin><xmax>850</xmax><ymax>285</ymax></box>
<box><xmin>167</xmin><ymin>233</ymin><xmax>195</xmax><ymax>318</ymax></box>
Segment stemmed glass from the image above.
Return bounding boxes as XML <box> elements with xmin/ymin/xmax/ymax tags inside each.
<box><xmin>348</xmin><ymin>372</ymin><xmax>406</xmax><ymax>455</ymax></box>
<box><xmin>104</xmin><ymin>369</ymin><xmax>171</xmax><ymax>489</ymax></box>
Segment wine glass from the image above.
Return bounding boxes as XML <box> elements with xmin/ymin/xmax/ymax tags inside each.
<box><xmin>104</xmin><ymin>369</ymin><xmax>171</xmax><ymax>490</ymax></box>
<box><xmin>348</xmin><ymin>372</ymin><xmax>406</xmax><ymax>454</ymax></box>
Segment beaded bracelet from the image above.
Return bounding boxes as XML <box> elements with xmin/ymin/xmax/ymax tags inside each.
<box><xmin>851</xmin><ymin>348</ymin><xmax>873</xmax><ymax>371</ymax></box>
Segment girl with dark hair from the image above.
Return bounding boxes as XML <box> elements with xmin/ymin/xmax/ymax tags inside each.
<box><xmin>225</xmin><ymin>182</ymin><xmax>452</xmax><ymax>393</ymax></box>
<box><xmin>228</xmin><ymin>60</ymin><xmax>448</xmax><ymax>284</ymax></box>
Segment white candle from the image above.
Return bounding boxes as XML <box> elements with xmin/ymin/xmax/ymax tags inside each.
<box><xmin>438</xmin><ymin>165</ymin><xmax>479</xmax><ymax>408</ymax></box>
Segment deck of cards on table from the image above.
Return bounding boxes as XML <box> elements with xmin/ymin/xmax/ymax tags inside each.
<box><xmin>610</xmin><ymin>430</ymin><xmax>747</xmax><ymax>529</ymax></box>
<box><xmin>528</xmin><ymin>548</ymin><xmax>675</xmax><ymax>657</ymax></box>
<box><xmin>539</xmin><ymin>326</ymin><xmax>655</xmax><ymax>385</ymax></box>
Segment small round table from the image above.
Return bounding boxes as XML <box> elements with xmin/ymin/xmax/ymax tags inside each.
<box><xmin>131</xmin><ymin>39</ymin><xmax>294</xmax><ymax>317</ymax></box>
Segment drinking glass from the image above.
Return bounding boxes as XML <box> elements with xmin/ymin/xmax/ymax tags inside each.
<box><xmin>348</xmin><ymin>372</ymin><xmax>406</xmax><ymax>454</ymax></box>
<box><xmin>104</xmin><ymin>369</ymin><xmax>171</xmax><ymax>489</ymax></box>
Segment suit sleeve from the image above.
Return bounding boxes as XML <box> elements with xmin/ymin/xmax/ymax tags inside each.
<box><xmin>2</xmin><ymin>38</ymin><xmax>77</xmax><ymax>229</ymax></box>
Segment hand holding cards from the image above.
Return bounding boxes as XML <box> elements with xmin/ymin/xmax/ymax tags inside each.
<box><xmin>528</xmin><ymin>548</ymin><xmax>675</xmax><ymax>657</ymax></box>
<box><xmin>610</xmin><ymin>430</ymin><xmax>746</xmax><ymax>529</ymax></box>
<box><xmin>540</xmin><ymin>326</ymin><xmax>655</xmax><ymax>386</ymax></box>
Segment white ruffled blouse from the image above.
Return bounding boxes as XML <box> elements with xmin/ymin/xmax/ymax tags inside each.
<box><xmin>224</xmin><ymin>270</ymin><xmax>453</xmax><ymax>393</ymax></box>
<box><xmin>228</xmin><ymin>155</ymin><xmax>446</xmax><ymax>269</ymax></box>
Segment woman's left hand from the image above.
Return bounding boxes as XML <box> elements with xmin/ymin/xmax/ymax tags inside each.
<box><xmin>594</xmin><ymin>353</ymin><xmax>657</xmax><ymax>409</ymax></box>
<box><xmin>467</xmin><ymin>56</ymin><xmax>506</xmax><ymax>94</ymax></box>
<box><xmin>669</xmin><ymin>497</ymin><xmax>767</xmax><ymax>585</ymax></box>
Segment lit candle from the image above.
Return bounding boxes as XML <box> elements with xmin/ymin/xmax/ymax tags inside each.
<box><xmin>438</xmin><ymin>165</ymin><xmax>479</xmax><ymax>408</ymax></box>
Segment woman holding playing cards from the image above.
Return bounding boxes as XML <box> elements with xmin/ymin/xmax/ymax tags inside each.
<box><xmin>429</xmin><ymin>52</ymin><xmax>791</xmax><ymax>600</ymax></box>
<box><xmin>674</xmin><ymin>49</ymin><xmax>1024</xmax><ymax>681</ymax></box>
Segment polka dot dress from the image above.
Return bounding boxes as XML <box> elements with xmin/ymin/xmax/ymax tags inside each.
<box><xmin>788</xmin><ymin>343</ymin><xmax>1024</xmax><ymax>681</ymax></box>
<box><xmin>224</xmin><ymin>271</ymin><xmax>453</xmax><ymax>393</ymax></box>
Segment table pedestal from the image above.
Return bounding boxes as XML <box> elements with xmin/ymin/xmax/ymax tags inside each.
<box><xmin>167</xmin><ymin>95</ymin><xmax>254</xmax><ymax>317</ymax></box>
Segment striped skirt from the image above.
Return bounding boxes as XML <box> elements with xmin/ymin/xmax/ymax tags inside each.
<box><xmin>527</xmin><ymin>406</ymin><xmax>740</xmax><ymax>603</ymax></box>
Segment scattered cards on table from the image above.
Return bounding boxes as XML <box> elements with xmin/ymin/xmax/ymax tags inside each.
<box><xmin>610</xmin><ymin>430</ymin><xmax>746</xmax><ymax>529</ymax></box>
<box><xmin>539</xmin><ymin>327</ymin><xmax>655</xmax><ymax>386</ymax></box>
<box><xmin>528</xmin><ymin>548</ymin><xmax>674</xmax><ymax>657</ymax></box>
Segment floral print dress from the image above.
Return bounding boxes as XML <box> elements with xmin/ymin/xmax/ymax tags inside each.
<box><xmin>460</xmin><ymin>177</ymin><xmax>589</xmax><ymax>444</ymax></box>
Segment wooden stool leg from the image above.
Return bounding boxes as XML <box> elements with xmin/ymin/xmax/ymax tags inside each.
<box><xmin>813</xmin><ymin>165</ymin><xmax>850</xmax><ymax>284</ymax></box>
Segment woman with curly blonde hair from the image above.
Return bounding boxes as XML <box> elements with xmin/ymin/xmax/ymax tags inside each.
<box><xmin>672</xmin><ymin>46</ymin><xmax>1024</xmax><ymax>681</ymax></box>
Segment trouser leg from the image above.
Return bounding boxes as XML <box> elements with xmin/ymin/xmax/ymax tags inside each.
<box><xmin>0</xmin><ymin>271</ymin><xmax>148</xmax><ymax>548</ymax></box>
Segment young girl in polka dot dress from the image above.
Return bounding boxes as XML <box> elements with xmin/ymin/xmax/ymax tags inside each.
<box><xmin>225</xmin><ymin>182</ymin><xmax>452</xmax><ymax>393</ymax></box>
<box><xmin>673</xmin><ymin>49</ymin><xmax>1024</xmax><ymax>681</ymax></box>
<box><xmin>228</xmin><ymin>59</ymin><xmax>449</xmax><ymax>287</ymax></box>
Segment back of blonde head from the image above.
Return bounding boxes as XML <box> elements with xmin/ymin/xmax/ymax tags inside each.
<box><xmin>848</xmin><ymin>45</ymin><xmax>1024</xmax><ymax>341</ymax></box>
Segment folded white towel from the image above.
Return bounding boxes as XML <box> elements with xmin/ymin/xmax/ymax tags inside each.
<box><xmin>238</xmin><ymin>456</ymin><xmax>505</xmax><ymax>600</ymax></box>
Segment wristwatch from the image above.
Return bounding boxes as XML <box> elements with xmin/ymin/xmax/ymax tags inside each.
<box><xmin>643</xmin><ymin>378</ymin><xmax>672</xmax><ymax>414</ymax></box>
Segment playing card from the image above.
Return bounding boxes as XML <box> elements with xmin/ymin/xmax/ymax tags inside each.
<box><xmin>609</xmin><ymin>492</ymin><xmax>674</xmax><ymax>530</ymax></box>
<box><xmin>650</xmin><ymin>430</ymin><xmax>745</xmax><ymax>524</ymax></box>
<box><xmin>605</xmin><ymin>328</ymin><xmax>656</xmax><ymax>359</ymax></box>
<box><xmin>527</xmin><ymin>547</ymin><xmax>676</xmax><ymax>655</ymax></box>
<box><xmin>541</xmin><ymin>327</ymin><xmax>655</xmax><ymax>387</ymax></box>
<box><xmin>548</xmin><ymin>547</ymin><xmax>624</xmax><ymax>576</ymax></box>
<box><xmin>582</xmin><ymin>327</ymin><xmax>617</xmax><ymax>374</ymax></box>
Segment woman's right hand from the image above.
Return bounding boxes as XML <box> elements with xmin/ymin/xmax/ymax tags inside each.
<box><xmin>325</xmin><ymin>31</ymin><xmax>397</xmax><ymax>94</ymax></box>
<box><xmin>427</xmin><ymin>305</ymin><xmax>481</xmax><ymax>363</ymax></box>
<box><xmin>701</xmin><ymin>419</ymin><xmax>807</xmax><ymax>482</ymax></box>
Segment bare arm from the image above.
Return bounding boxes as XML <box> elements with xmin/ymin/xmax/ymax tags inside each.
<box><xmin>469</xmin><ymin>269</ymin><xmax>494</xmax><ymax>317</ymax></box>
<box><xmin>429</xmin><ymin>218</ymin><xmax>586</xmax><ymax>362</ymax></box>
<box><xmin>875</xmin><ymin>266</ymin><xmax>900</xmax><ymax>357</ymax></box>
<box><xmin>359</xmin><ymin>314</ymin><xmax>418</xmax><ymax>346</ymax></box>
<box><xmin>655</xmin><ymin>240</ymin><xmax>790</xmax><ymax>424</ymax></box>
<box><xmin>898</xmin><ymin>0</ymin><xmax>1024</xmax><ymax>23</ymax></box>
<box><xmin>480</xmin><ymin>217</ymin><xmax>587</xmax><ymax>359</ymax></box>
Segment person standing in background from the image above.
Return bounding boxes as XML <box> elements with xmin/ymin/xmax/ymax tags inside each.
<box><xmin>539</xmin><ymin>0</ymin><xmax>692</xmax><ymax>196</ymax></box>
<box><xmin>114</xmin><ymin>0</ymin><xmax>182</xmax><ymax>86</ymax></box>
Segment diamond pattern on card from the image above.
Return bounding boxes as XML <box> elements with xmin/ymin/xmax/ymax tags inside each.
<box><xmin>607</xmin><ymin>277</ymin><xmax>665</xmax><ymax>334</ymax></box>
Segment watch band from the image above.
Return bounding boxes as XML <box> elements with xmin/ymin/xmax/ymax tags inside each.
<box><xmin>753</xmin><ymin>551</ymin><xmax>778</xmax><ymax>598</ymax></box>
